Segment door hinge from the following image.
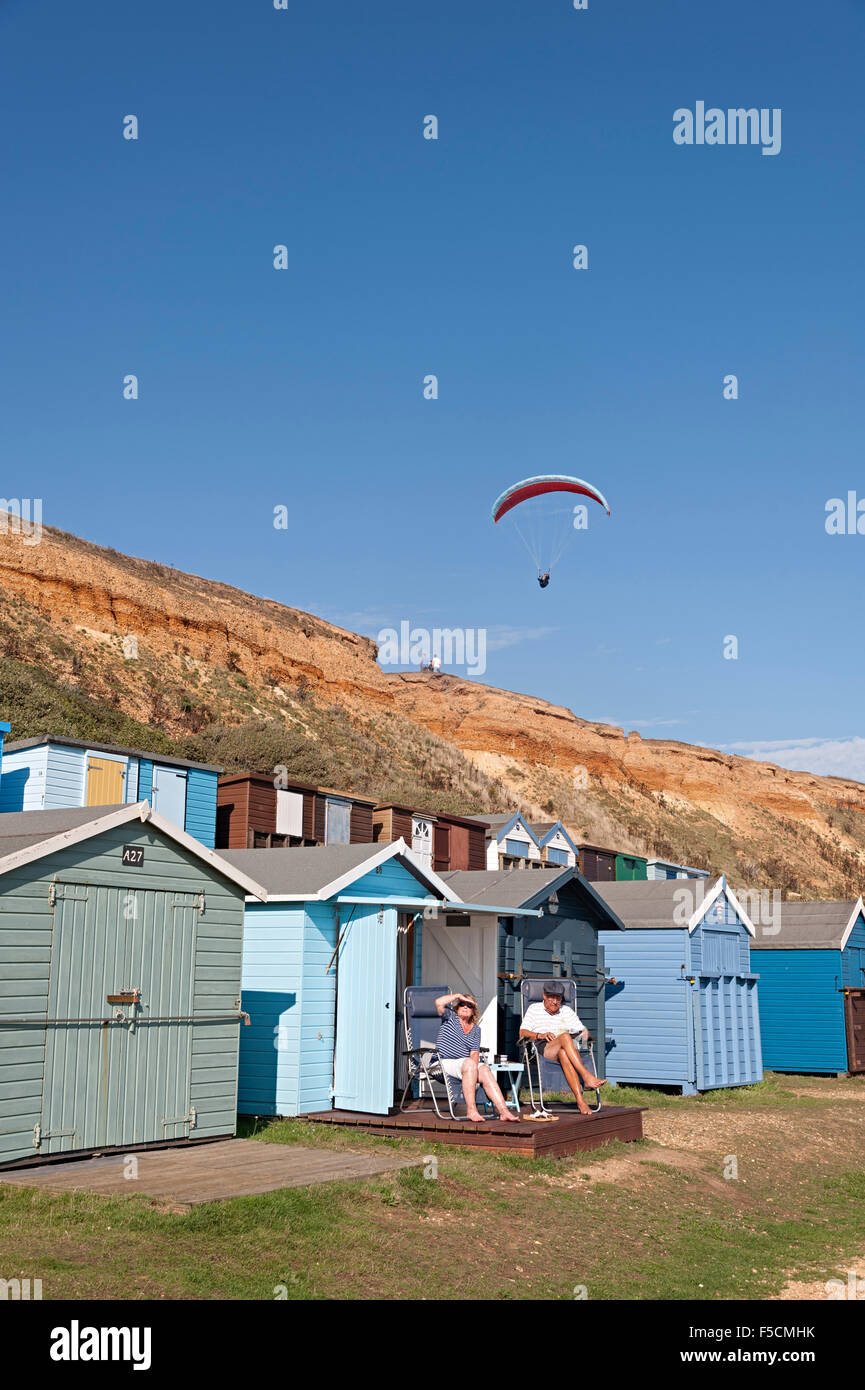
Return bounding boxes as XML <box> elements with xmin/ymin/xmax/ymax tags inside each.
<box><xmin>162</xmin><ymin>1105</ymin><xmax>196</xmax><ymax>1131</ymax></box>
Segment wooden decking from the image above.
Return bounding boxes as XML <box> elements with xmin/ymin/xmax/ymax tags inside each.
<box><xmin>0</xmin><ymin>1140</ymin><xmax>419</xmax><ymax>1209</ymax></box>
<box><xmin>302</xmin><ymin>1103</ymin><xmax>644</xmax><ymax>1157</ymax></box>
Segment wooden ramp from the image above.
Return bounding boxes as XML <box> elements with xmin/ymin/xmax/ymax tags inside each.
<box><xmin>302</xmin><ymin>1104</ymin><xmax>643</xmax><ymax>1157</ymax></box>
<box><xmin>0</xmin><ymin>1140</ymin><xmax>418</xmax><ymax>1209</ymax></box>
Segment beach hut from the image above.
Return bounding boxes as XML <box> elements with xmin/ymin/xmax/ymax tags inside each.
<box><xmin>0</xmin><ymin>722</ymin><xmax>10</xmax><ymax>787</ymax></box>
<box><xmin>440</xmin><ymin>867</ymin><xmax>626</xmax><ymax>1066</ymax></box>
<box><xmin>0</xmin><ymin>736</ymin><xmax>221</xmax><ymax>847</ymax></box>
<box><xmin>0</xmin><ymin>802</ymin><xmax>264</xmax><ymax>1169</ymax></box>
<box><xmin>751</xmin><ymin>899</ymin><xmax>865</xmax><ymax>1076</ymax></box>
<box><xmin>216</xmin><ymin>772</ymin><xmax>375</xmax><ymax>850</ymax></box>
<box><xmin>373</xmin><ymin>803</ymin><xmax>487</xmax><ymax>873</ymax></box>
<box><xmin>474</xmin><ymin>813</ymin><xmax>543</xmax><ymax>870</ymax></box>
<box><xmin>220</xmin><ymin>840</ymin><xmax>510</xmax><ymax>1117</ymax></box>
<box><xmin>646</xmin><ymin>858</ymin><xmax>710</xmax><ymax>880</ymax></box>
<box><xmin>576</xmin><ymin>843</ymin><xmax>618</xmax><ymax>882</ymax></box>
<box><xmin>597</xmin><ymin>877</ymin><xmax>763</xmax><ymax>1094</ymax></box>
<box><xmin>615</xmin><ymin>852</ymin><xmax>647</xmax><ymax>881</ymax></box>
<box><xmin>528</xmin><ymin>821</ymin><xmax>579</xmax><ymax>869</ymax></box>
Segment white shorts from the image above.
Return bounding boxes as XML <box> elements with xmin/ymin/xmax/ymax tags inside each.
<box><xmin>439</xmin><ymin>1057</ymin><xmax>478</xmax><ymax>1080</ymax></box>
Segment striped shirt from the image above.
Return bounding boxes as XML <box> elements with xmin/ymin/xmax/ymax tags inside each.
<box><xmin>437</xmin><ymin>1005</ymin><xmax>481</xmax><ymax>1059</ymax></box>
<box><xmin>522</xmin><ymin>1001</ymin><xmax>585</xmax><ymax>1037</ymax></box>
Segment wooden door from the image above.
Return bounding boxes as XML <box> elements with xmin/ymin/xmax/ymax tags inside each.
<box><xmin>332</xmin><ymin>905</ymin><xmax>397</xmax><ymax>1113</ymax></box>
<box><xmin>86</xmin><ymin>757</ymin><xmax>125</xmax><ymax>806</ymax></box>
<box><xmin>844</xmin><ymin>989</ymin><xmax>865</xmax><ymax>1074</ymax></box>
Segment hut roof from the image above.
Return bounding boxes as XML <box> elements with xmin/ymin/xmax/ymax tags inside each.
<box><xmin>442</xmin><ymin>867</ymin><xmax>627</xmax><ymax>929</ymax></box>
<box><xmin>220</xmin><ymin>839</ymin><xmax>457</xmax><ymax>904</ymax></box>
<box><xmin>5</xmin><ymin>734</ymin><xmax>222</xmax><ymax>773</ymax></box>
<box><xmin>750</xmin><ymin>898</ymin><xmax>864</xmax><ymax>951</ymax></box>
<box><xmin>0</xmin><ymin>803</ymin><xmax>265</xmax><ymax>898</ymax></box>
<box><xmin>595</xmin><ymin>877</ymin><xmax>748</xmax><ymax>934</ymax></box>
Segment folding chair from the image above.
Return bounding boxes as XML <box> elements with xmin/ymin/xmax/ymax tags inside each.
<box><xmin>399</xmin><ymin>985</ymin><xmax>487</xmax><ymax>1120</ymax></box>
<box><xmin>518</xmin><ymin>979</ymin><xmax>602</xmax><ymax>1118</ymax></box>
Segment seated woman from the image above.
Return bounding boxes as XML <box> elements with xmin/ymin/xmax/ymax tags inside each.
<box><xmin>435</xmin><ymin>991</ymin><xmax>520</xmax><ymax>1123</ymax></box>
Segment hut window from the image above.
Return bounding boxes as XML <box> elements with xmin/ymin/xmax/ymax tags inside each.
<box><xmin>325</xmin><ymin>797</ymin><xmax>351</xmax><ymax>844</ymax></box>
<box><xmin>505</xmin><ymin>838</ymin><xmax>529</xmax><ymax>858</ymax></box>
<box><xmin>411</xmin><ymin>817</ymin><xmax>433</xmax><ymax>868</ymax></box>
<box><xmin>275</xmin><ymin>790</ymin><xmax>303</xmax><ymax>838</ymax></box>
<box><xmin>546</xmin><ymin>846</ymin><xmax>569</xmax><ymax>866</ymax></box>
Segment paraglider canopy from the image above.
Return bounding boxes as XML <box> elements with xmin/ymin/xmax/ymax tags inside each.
<box><xmin>492</xmin><ymin>475</ymin><xmax>610</xmax><ymax>524</ymax></box>
<box><xmin>491</xmin><ymin>474</ymin><xmax>610</xmax><ymax>582</ymax></box>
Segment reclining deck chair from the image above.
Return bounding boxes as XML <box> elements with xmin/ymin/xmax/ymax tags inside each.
<box><xmin>399</xmin><ymin>985</ymin><xmax>487</xmax><ymax>1120</ymax></box>
<box><xmin>518</xmin><ymin>979</ymin><xmax>602</xmax><ymax>1117</ymax></box>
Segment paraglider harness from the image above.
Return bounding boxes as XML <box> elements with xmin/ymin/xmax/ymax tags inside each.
<box><xmin>538</xmin><ymin>572</ymin><xmax>550</xmax><ymax>589</ymax></box>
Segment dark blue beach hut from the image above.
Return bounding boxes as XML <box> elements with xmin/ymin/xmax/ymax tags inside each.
<box><xmin>440</xmin><ymin>867</ymin><xmax>626</xmax><ymax>1069</ymax></box>
<box><xmin>597</xmin><ymin>877</ymin><xmax>763</xmax><ymax>1095</ymax></box>
<box><xmin>751</xmin><ymin>899</ymin><xmax>865</xmax><ymax>1075</ymax></box>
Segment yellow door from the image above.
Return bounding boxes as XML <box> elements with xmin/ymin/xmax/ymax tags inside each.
<box><xmin>86</xmin><ymin>757</ymin><xmax>125</xmax><ymax>806</ymax></box>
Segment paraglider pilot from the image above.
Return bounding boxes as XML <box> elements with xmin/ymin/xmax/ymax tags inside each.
<box><xmin>538</xmin><ymin>571</ymin><xmax>550</xmax><ymax>589</ymax></box>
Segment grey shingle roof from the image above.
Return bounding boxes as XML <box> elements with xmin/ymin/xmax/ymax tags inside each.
<box><xmin>0</xmin><ymin>805</ymin><xmax>129</xmax><ymax>858</ymax></box>
<box><xmin>219</xmin><ymin>844</ymin><xmax>432</xmax><ymax>898</ymax></box>
<box><xmin>750</xmin><ymin>900</ymin><xmax>863</xmax><ymax>950</ymax></box>
<box><xmin>595</xmin><ymin>877</ymin><xmax>724</xmax><ymax>929</ymax></box>
<box><xmin>0</xmin><ymin>805</ymin><xmax>267</xmax><ymax>898</ymax></box>
<box><xmin>5</xmin><ymin>734</ymin><xmax>222</xmax><ymax>773</ymax></box>
<box><xmin>442</xmin><ymin>867</ymin><xmax>572</xmax><ymax>909</ymax></box>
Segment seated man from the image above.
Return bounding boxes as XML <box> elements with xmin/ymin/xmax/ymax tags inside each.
<box><xmin>519</xmin><ymin>980</ymin><xmax>606</xmax><ymax>1115</ymax></box>
<box><xmin>435</xmin><ymin>991</ymin><xmax>520</xmax><ymax>1123</ymax></box>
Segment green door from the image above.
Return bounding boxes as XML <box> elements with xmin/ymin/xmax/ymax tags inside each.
<box><xmin>41</xmin><ymin>884</ymin><xmax>198</xmax><ymax>1154</ymax></box>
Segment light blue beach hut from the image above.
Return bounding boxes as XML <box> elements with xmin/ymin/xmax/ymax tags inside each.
<box><xmin>646</xmin><ymin>858</ymin><xmax>709</xmax><ymax>881</ymax></box>
<box><xmin>597</xmin><ymin>876</ymin><xmax>763</xmax><ymax>1095</ymax></box>
<box><xmin>0</xmin><ymin>735</ymin><xmax>221</xmax><ymax>846</ymax></box>
<box><xmin>221</xmin><ymin>840</ymin><xmax>506</xmax><ymax>1117</ymax></box>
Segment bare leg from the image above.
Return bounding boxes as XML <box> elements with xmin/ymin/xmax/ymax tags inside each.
<box><xmin>556</xmin><ymin>1033</ymin><xmax>606</xmax><ymax>1089</ymax></box>
<box><xmin>544</xmin><ymin>1037</ymin><xmax>592</xmax><ymax>1115</ymax></box>
<box><xmin>478</xmin><ymin>1064</ymin><xmax>520</xmax><ymax>1121</ymax></box>
<box><xmin>460</xmin><ymin>1060</ymin><xmax>485</xmax><ymax>1121</ymax></box>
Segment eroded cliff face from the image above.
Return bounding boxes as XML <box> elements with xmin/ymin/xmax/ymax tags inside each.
<box><xmin>385</xmin><ymin>673</ymin><xmax>861</xmax><ymax>832</ymax></box>
<box><xmin>1</xmin><ymin>519</ymin><xmax>862</xmax><ymax>895</ymax></box>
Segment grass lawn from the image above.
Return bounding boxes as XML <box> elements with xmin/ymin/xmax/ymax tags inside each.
<box><xmin>1</xmin><ymin>1073</ymin><xmax>863</xmax><ymax>1300</ymax></box>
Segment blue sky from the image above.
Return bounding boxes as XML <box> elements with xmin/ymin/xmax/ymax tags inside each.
<box><xmin>2</xmin><ymin>1</ymin><xmax>863</xmax><ymax>776</ymax></box>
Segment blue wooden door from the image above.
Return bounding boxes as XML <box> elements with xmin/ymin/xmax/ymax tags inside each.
<box><xmin>332</xmin><ymin>904</ymin><xmax>397</xmax><ymax>1113</ymax></box>
<box><xmin>694</xmin><ymin>974</ymin><xmax>762</xmax><ymax>1090</ymax></box>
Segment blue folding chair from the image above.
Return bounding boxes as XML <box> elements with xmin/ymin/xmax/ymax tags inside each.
<box><xmin>518</xmin><ymin>979</ymin><xmax>601</xmax><ymax>1116</ymax></box>
<box><xmin>399</xmin><ymin>985</ymin><xmax>488</xmax><ymax>1120</ymax></box>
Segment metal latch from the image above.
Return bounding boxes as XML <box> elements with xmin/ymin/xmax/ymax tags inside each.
<box><xmin>162</xmin><ymin>1106</ymin><xmax>196</xmax><ymax>1131</ymax></box>
<box><xmin>107</xmin><ymin>989</ymin><xmax>141</xmax><ymax>1005</ymax></box>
